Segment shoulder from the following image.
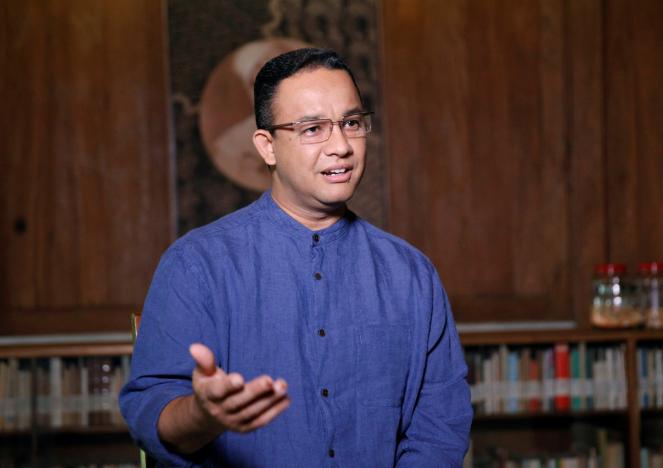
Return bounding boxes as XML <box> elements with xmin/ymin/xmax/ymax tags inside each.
<box><xmin>356</xmin><ymin>218</ymin><xmax>435</xmax><ymax>270</ymax></box>
<box><xmin>164</xmin><ymin>200</ymin><xmax>262</xmax><ymax>268</ymax></box>
<box><xmin>352</xmin><ymin>217</ymin><xmax>437</xmax><ymax>276</ymax></box>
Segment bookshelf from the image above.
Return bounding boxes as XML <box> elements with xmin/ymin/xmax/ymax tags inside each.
<box><xmin>461</xmin><ymin>328</ymin><xmax>663</xmax><ymax>467</ymax></box>
<box><xmin>3</xmin><ymin>329</ymin><xmax>661</xmax><ymax>466</ymax></box>
<box><xmin>0</xmin><ymin>335</ymin><xmax>137</xmax><ymax>468</ymax></box>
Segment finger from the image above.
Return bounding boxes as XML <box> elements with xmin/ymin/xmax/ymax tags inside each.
<box><xmin>189</xmin><ymin>343</ymin><xmax>217</xmax><ymax>377</ymax></box>
<box><xmin>222</xmin><ymin>375</ymin><xmax>278</xmax><ymax>413</ymax></box>
<box><xmin>238</xmin><ymin>396</ymin><xmax>291</xmax><ymax>433</ymax></box>
<box><xmin>202</xmin><ymin>372</ymin><xmax>245</xmax><ymax>402</ymax></box>
<box><xmin>233</xmin><ymin>380</ymin><xmax>289</xmax><ymax>423</ymax></box>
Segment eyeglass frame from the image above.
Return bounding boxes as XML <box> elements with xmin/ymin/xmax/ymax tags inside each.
<box><xmin>264</xmin><ymin>111</ymin><xmax>374</xmax><ymax>144</ymax></box>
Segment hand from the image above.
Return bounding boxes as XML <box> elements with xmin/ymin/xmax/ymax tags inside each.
<box><xmin>189</xmin><ymin>343</ymin><xmax>291</xmax><ymax>434</ymax></box>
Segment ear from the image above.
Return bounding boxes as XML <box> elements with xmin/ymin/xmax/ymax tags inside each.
<box><xmin>253</xmin><ymin>129</ymin><xmax>277</xmax><ymax>166</ymax></box>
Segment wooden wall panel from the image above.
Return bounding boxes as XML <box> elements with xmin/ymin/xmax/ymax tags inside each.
<box><xmin>566</xmin><ymin>0</ymin><xmax>605</xmax><ymax>328</ymax></box>
<box><xmin>605</xmin><ymin>0</ymin><xmax>663</xmax><ymax>266</ymax></box>
<box><xmin>381</xmin><ymin>0</ymin><xmax>662</xmax><ymax>325</ymax></box>
<box><xmin>382</xmin><ymin>0</ymin><xmax>582</xmax><ymax>323</ymax></box>
<box><xmin>0</xmin><ymin>1</ymin><xmax>173</xmax><ymax>334</ymax></box>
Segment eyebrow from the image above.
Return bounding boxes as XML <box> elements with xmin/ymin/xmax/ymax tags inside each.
<box><xmin>294</xmin><ymin>108</ymin><xmax>366</xmax><ymax>123</ymax></box>
<box><xmin>342</xmin><ymin>107</ymin><xmax>364</xmax><ymax>117</ymax></box>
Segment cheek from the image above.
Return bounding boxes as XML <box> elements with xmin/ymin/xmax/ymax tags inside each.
<box><xmin>352</xmin><ymin>142</ymin><xmax>367</xmax><ymax>165</ymax></box>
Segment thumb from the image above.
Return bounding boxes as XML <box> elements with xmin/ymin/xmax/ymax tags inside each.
<box><xmin>189</xmin><ymin>343</ymin><xmax>217</xmax><ymax>377</ymax></box>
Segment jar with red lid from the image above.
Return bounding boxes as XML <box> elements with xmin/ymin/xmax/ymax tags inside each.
<box><xmin>637</xmin><ymin>262</ymin><xmax>663</xmax><ymax>329</ymax></box>
<box><xmin>590</xmin><ymin>263</ymin><xmax>641</xmax><ymax>328</ymax></box>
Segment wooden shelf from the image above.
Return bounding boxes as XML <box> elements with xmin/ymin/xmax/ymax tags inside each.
<box><xmin>0</xmin><ymin>342</ymin><xmax>133</xmax><ymax>358</ymax></box>
<box><xmin>473</xmin><ymin>409</ymin><xmax>628</xmax><ymax>422</ymax></box>
<box><xmin>461</xmin><ymin>327</ymin><xmax>663</xmax><ymax>467</ymax></box>
<box><xmin>0</xmin><ymin>424</ymin><xmax>129</xmax><ymax>437</ymax></box>
<box><xmin>460</xmin><ymin>327</ymin><xmax>663</xmax><ymax>346</ymax></box>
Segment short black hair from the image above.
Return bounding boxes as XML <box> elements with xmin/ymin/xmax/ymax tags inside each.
<box><xmin>254</xmin><ymin>48</ymin><xmax>362</xmax><ymax>130</ymax></box>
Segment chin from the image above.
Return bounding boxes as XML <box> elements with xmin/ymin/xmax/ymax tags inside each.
<box><xmin>317</xmin><ymin>186</ymin><xmax>357</xmax><ymax>208</ymax></box>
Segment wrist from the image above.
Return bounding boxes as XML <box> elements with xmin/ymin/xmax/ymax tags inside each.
<box><xmin>188</xmin><ymin>394</ymin><xmax>226</xmax><ymax>435</ymax></box>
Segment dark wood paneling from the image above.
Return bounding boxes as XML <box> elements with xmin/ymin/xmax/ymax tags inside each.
<box><xmin>566</xmin><ymin>0</ymin><xmax>605</xmax><ymax>329</ymax></box>
<box><xmin>382</xmin><ymin>0</ymin><xmax>575</xmax><ymax>323</ymax></box>
<box><xmin>381</xmin><ymin>0</ymin><xmax>662</xmax><ymax>325</ymax></box>
<box><xmin>0</xmin><ymin>1</ymin><xmax>173</xmax><ymax>333</ymax></box>
<box><xmin>605</xmin><ymin>0</ymin><xmax>663</xmax><ymax>267</ymax></box>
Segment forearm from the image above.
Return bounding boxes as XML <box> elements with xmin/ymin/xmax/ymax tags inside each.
<box><xmin>157</xmin><ymin>394</ymin><xmax>225</xmax><ymax>454</ymax></box>
<box><xmin>396</xmin><ymin>379</ymin><xmax>472</xmax><ymax>467</ymax></box>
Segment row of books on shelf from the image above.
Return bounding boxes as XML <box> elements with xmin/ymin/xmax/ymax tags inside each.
<box><xmin>638</xmin><ymin>345</ymin><xmax>663</xmax><ymax>409</ymax></box>
<box><xmin>465</xmin><ymin>343</ymin><xmax>627</xmax><ymax>415</ymax></box>
<box><xmin>464</xmin><ymin>426</ymin><xmax>632</xmax><ymax>468</ymax></box>
<box><xmin>472</xmin><ymin>446</ymin><xmax>663</xmax><ymax>468</ymax></box>
<box><xmin>465</xmin><ymin>448</ymin><xmax>625</xmax><ymax>468</ymax></box>
<box><xmin>0</xmin><ymin>355</ymin><xmax>130</xmax><ymax>431</ymax></box>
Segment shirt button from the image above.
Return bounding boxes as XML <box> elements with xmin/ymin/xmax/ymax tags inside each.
<box><xmin>328</xmin><ymin>449</ymin><xmax>335</xmax><ymax>458</ymax></box>
<box><xmin>321</xmin><ymin>388</ymin><xmax>329</xmax><ymax>397</ymax></box>
<box><xmin>314</xmin><ymin>272</ymin><xmax>322</xmax><ymax>280</ymax></box>
<box><xmin>312</xmin><ymin>233</ymin><xmax>320</xmax><ymax>242</ymax></box>
<box><xmin>318</xmin><ymin>329</ymin><xmax>326</xmax><ymax>337</ymax></box>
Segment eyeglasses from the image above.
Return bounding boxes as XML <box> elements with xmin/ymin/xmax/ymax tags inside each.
<box><xmin>266</xmin><ymin>111</ymin><xmax>374</xmax><ymax>144</ymax></box>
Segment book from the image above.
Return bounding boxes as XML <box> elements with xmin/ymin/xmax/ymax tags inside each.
<box><xmin>554</xmin><ymin>343</ymin><xmax>570</xmax><ymax>411</ymax></box>
<box><xmin>571</xmin><ymin>345</ymin><xmax>581</xmax><ymax>411</ymax></box>
<box><xmin>528</xmin><ymin>349</ymin><xmax>542</xmax><ymax>412</ymax></box>
<box><xmin>49</xmin><ymin>357</ymin><xmax>63</xmax><ymax>428</ymax></box>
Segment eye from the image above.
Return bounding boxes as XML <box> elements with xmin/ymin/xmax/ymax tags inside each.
<box><xmin>342</xmin><ymin>117</ymin><xmax>362</xmax><ymax>130</ymax></box>
<box><xmin>298</xmin><ymin>122</ymin><xmax>324</xmax><ymax>136</ymax></box>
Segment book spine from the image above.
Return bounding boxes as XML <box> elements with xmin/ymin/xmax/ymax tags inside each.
<box><xmin>0</xmin><ymin>360</ymin><xmax>6</xmax><ymax>430</ymax></box>
<box><xmin>499</xmin><ymin>344</ymin><xmax>508</xmax><ymax>414</ymax></box>
<box><xmin>80</xmin><ymin>358</ymin><xmax>89</xmax><ymax>427</ymax></box>
<box><xmin>617</xmin><ymin>345</ymin><xmax>627</xmax><ymax>409</ymax></box>
<box><xmin>49</xmin><ymin>357</ymin><xmax>63</xmax><ymax>428</ymax></box>
<box><xmin>570</xmin><ymin>345</ymin><xmax>581</xmax><ymax>411</ymax></box>
<box><xmin>639</xmin><ymin>348</ymin><xmax>648</xmax><ymax>408</ymax></box>
<box><xmin>483</xmin><ymin>354</ymin><xmax>493</xmax><ymax>414</ymax></box>
<box><xmin>520</xmin><ymin>348</ymin><xmax>530</xmax><ymax>413</ymax></box>
<box><xmin>578</xmin><ymin>342</ymin><xmax>587</xmax><ymax>410</ymax></box>
<box><xmin>528</xmin><ymin>349</ymin><xmax>542</xmax><ymax>412</ymax></box>
<box><xmin>507</xmin><ymin>350</ymin><xmax>519</xmax><ymax>413</ymax></box>
<box><xmin>554</xmin><ymin>343</ymin><xmax>570</xmax><ymax>411</ymax></box>
<box><xmin>656</xmin><ymin>348</ymin><xmax>663</xmax><ymax>408</ymax></box>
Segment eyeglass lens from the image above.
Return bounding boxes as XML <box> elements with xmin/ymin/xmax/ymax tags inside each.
<box><xmin>297</xmin><ymin>114</ymin><xmax>371</xmax><ymax>144</ymax></box>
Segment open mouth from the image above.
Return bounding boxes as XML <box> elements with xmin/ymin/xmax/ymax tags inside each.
<box><xmin>322</xmin><ymin>168</ymin><xmax>349</xmax><ymax>176</ymax></box>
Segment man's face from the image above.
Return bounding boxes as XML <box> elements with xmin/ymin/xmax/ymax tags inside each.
<box><xmin>261</xmin><ymin>67</ymin><xmax>366</xmax><ymax>214</ymax></box>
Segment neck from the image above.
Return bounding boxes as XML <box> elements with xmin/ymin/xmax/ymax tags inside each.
<box><xmin>270</xmin><ymin>193</ymin><xmax>346</xmax><ymax>231</ymax></box>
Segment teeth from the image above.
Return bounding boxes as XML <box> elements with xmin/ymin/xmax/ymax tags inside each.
<box><xmin>329</xmin><ymin>168</ymin><xmax>346</xmax><ymax>174</ymax></box>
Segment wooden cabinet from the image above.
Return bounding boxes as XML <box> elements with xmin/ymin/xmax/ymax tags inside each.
<box><xmin>0</xmin><ymin>0</ymin><xmax>174</xmax><ymax>335</ymax></box>
<box><xmin>461</xmin><ymin>329</ymin><xmax>663</xmax><ymax>467</ymax></box>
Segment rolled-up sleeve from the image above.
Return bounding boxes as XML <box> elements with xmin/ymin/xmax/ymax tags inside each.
<box><xmin>396</xmin><ymin>268</ymin><xmax>473</xmax><ymax>467</ymax></box>
<box><xmin>119</xmin><ymin>242</ymin><xmax>218</xmax><ymax>465</ymax></box>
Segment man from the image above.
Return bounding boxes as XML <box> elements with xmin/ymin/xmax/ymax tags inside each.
<box><xmin>120</xmin><ymin>48</ymin><xmax>472</xmax><ymax>467</ymax></box>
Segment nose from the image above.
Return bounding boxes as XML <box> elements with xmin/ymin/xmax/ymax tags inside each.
<box><xmin>323</xmin><ymin>123</ymin><xmax>353</xmax><ymax>158</ymax></box>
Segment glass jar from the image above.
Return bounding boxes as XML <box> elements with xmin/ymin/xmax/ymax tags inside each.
<box><xmin>590</xmin><ymin>263</ymin><xmax>641</xmax><ymax>328</ymax></box>
<box><xmin>638</xmin><ymin>262</ymin><xmax>663</xmax><ymax>329</ymax></box>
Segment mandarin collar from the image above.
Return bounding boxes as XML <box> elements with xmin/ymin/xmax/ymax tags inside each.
<box><xmin>258</xmin><ymin>190</ymin><xmax>353</xmax><ymax>246</ymax></box>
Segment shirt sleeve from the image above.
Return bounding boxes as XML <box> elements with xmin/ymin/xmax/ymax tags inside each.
<box><xmin>396</xmin><ymin>267</ymin><xmax>473</xmax><ymax>467</ymax></box>
<box><xmin>119</xmin><ymin>241</ymin><xmax>220</xmax><ymax>466</ymax></box>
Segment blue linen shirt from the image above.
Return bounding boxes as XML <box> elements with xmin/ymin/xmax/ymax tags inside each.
<box><xmin>120</xmin><ymin>191</ymin><xmax>472</xmax><ymax>467</ymax></box>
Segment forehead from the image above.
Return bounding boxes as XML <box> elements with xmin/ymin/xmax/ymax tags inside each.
<box><xmin>272</xmin><ymin>67</ymin><xmax>361</xmax><ymax>121</ymax></box>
